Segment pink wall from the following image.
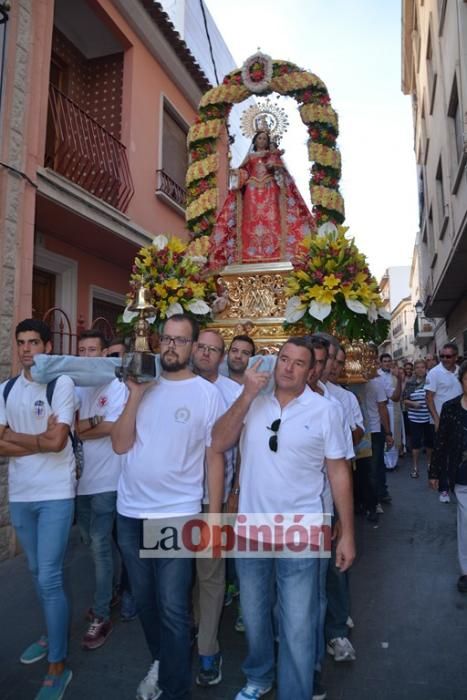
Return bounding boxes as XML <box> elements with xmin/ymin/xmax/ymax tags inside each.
<box><xmin>92</xmin><ymin>0</ymin><xmax>201</xmax><ymax>240</ymax></box>
<box><xmin>43</xmin><ymin>234</ymin><xmax>130</xmax><ymax>327</ymax></box>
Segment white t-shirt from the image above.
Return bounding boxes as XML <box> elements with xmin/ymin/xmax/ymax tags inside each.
<box><xmin>327</xmin><ymin>381</ymin><xmax>364</xmax><ymax>432</ymax></box>
<box><xmin>201</xmin><ymin>374</ymin><xmax>242</xmax><ymax>504</ymax></box>
<box><xmin>425</xmin><ymin>363</ymin><xmax>461</xmax><ymax>417</ymax></box>
<box><xmin>117</xmin><ymin>375</ymin><xmax>224</xmax><ymax>518</ymax></box>
<box><xmin>378</xmin><ymin>369</ymin><xmax>394</xmax><ymax>398</ymax></box>
<box><xmin>239</xmin><ymin>386</ymin><xmax>347</xmax><ymax>516</ymax></box>
<box><xmin>75</xmin><ymin>379</ymin><xmax>127</xmax><ymax>496</ymax></box>
<box><xmin>362</xmin><ymin>376</ymin><xmax>388</xmax><ymax>432</ymax></box>
<box><xmin>0</xmin><ymin>373</ymin><xmax>77</xmax><ymax>502</ymax></box>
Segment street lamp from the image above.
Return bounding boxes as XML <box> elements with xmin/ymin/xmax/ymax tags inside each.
<box><xmin>414</xmin><ymin>299</ymin><xmax>424</xmax><ymax>317</ymax></box>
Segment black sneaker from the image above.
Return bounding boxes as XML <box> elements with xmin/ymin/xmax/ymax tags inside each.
<box><xmin>457</xmin><ymin>575</ymin><xmax>467</xmax><ymax>593</ymax></box>
<box><xmin>380</xmin><ymin>493</ymin><xmax>392</xmax><ymax>504</ymax></box>
<box><xmin>366</xmin><ymin>510</ymin><xmax>378</xmax><ymax>523</ymax></box>
<box><xmin>196</xmin><ymin>652</ymin><xmax>222</xmax><ymax>686</ymax></box>
<box><xmin>312</xmin><ymin>670</ymin><xmax>327</xmax><ymax>700</ymax></box>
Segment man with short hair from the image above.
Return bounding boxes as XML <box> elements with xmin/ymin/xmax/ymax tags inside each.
<box><xmin>75</xmin><ymin>330</ymin><xmax>127</xmax><ymax>649</ymax></box>
<box><xmin>0</xmin><ymin>319</ymin><xmax>76</xmax><ymax>699</ymax></box>
<box><xmin>227</xmin><ymin>335</ymin><xmax>256</xmax><ymax>385</ymax></box>
<box><xmin>112</xmin><ymin>314</ymin><xmax>225</xmax><ymax>700</ymax></box>
<box><xmin>212</xmin><ymin>337</ymin><xmax>354</xmax><ymax>700</ymax></box>
<box><xmin>191</xmin><ymin>329</ymin><xmax>242</xmax><ymax>686</ymax></box>
<box><xmin>425</xmin><ymin>342</ymin><xmax>462</xmax><ymax>503</ymax></box>
<box><xmin>107</xmin><ymin>336</ymin><xmax>127</xmax><ymax>358</ymax></box>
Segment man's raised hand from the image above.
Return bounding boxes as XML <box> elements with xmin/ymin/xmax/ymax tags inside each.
<box><xmin>243</xmin><ymin>359</ymin><xmax>271</xmax><ymax>400</ymax></box>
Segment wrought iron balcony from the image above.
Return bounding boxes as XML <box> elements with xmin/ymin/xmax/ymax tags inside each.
<box><xmin>155</xmin><ymin>169</ymin><xmax>186</xmax><ymax>209</ymax></box>
<box><xmin>46</xmin><ymin>85</ymin><xmax>134</xmax><ymax>212</ymax></box>
<box><xmin>413</xmin><ymin>316</ymin><xmax>435</xmax><ymax>347</ymax></box>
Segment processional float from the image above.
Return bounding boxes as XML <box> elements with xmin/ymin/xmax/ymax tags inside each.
<box><xmin>121</xmin><ymin>53</ymin><xmax>390</xmax><ymax>383</ymax></box>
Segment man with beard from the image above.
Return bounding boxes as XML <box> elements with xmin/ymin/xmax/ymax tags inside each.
<box><xmin>112</xmin><ymin>315</ymin><xmax>225</xmax><ymax>700</ymax></box>
<box><xmin>227</xmin><ymin>335</ymin><xmax>256</xmax><ymax>385</ymax></box>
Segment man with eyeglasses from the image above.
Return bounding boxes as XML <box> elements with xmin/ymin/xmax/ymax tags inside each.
<box><xmin>211</xmin><ymin>337</ymin><xmax>354</xmax><ymax>700</ymax></box>
<box><xmin>227</xmin><ymin>335</ymin><xmax>256</xmax><ymax>385</ymax></box>
<box><xmin>425</xmin><ymin>342</ymin><xmax>462</xmax><ymax>503</ymax></box>
<box><xmin>112</xmin><ymin>314</ymin><xmax>225</xmax><ymax>700</ymax></box>
<box><xmin>191</xmin><ymin>330</ymin><xmax>242</xmax><ymax>687</ymax></box>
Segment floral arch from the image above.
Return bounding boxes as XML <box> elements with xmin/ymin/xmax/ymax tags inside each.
<box><xmin>185</xmin><ymin>53</ymin><xmax>344</xmax><ymax>239</ymax></box>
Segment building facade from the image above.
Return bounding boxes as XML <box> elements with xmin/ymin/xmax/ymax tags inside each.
<box><xmin>0</xmin><ymin>0</ymin><xmax>233</xmax><ymax>558</ymax></box>
<box><xmin>390</xmin><ymin>295</ymin><xmax>416</xmax><ymax>362</ymax></box>
<box><xmin>402</xmin><ymin>0</ymin><xmax>467</xmax><ymax>358</ymax></box>
<box><xmin>379</xmin><ymin>266</ymin><xmax>411</xmax><ymax>355</ymax></box>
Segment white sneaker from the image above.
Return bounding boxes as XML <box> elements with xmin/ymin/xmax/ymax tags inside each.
<box><xmin>346</xmin><ymin>616</ymin><xmax>355</xmax><ymax>629</ymax></box>
<box><xmin>376</xmin><ymin>503</ymin><xmax>384</xmax><ymax>514</ymax></box>
<box><xmin>136</xmin><ymin>660</ymin><xmax>161</xmax><ymax>700</ymax></box>
<box><xmin>235</xmin><ymin>684</ymin><xmax>272</xmax><ymax>699</ymax></box>
<box><xmin>439</xmin><ymin>491</ymin><xmax>450</xmax><ymax>503</ymax></box>
<box><xmin>327</xmin><ymin>636</ymin><xmax>356</xmax><ymax>661</ymax></box>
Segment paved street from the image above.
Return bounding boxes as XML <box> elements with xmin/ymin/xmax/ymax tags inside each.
<box><xmin>0</xmin><ymin>458</ymin><xmax>466</xmax><ymax>700</ymax></box>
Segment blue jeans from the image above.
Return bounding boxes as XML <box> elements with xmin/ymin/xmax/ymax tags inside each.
<box><xmin>117</xmin><ymin>514</ymin><xmax>194</xmax><ymax>700</ymax></box>
<box><xmin>9</xmin><ymin>498</ymin><xmax>74</xmax><ymax>662</ymax></box>
<box><xmin>76</xmin><ymin>491</ymin><xmax>116</xmax><ymax>620</ymax></box>
<box><xmin>325</xmin><ymin>542</ymin><xmax>350</xmax><ymax>641</ymax></box>
<box><xmin>315</xmin><ymin>557</ymin><xmax>330</xmax><ymax>668</ymax></box>
<box><xmin>236</xmin><ymin>557</ymin><xmax>319</xmax><ymax>700</ymax></box>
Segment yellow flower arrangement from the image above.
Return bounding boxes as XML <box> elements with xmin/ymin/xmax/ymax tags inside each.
<box><xmin>284</xmin><ymin>224</ymin><xmax>390</xmax><ymax>343</ymax></box>
<box><xmin>121</xmin><ymin>235</ymin><xmax>216</xmax><ymax>328</ymax></box>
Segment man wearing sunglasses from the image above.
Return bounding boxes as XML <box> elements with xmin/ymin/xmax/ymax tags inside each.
<box><xmin>425</xmin><ymin>342</ymin><xmax>462</xmax><ymax>503</ymax></box>
<box><xmin>211</xmin><ymin>337</ymin><xmax>355</xmax><ymax>700</ymax></box>
<box><xmin>112</xmin><ymin>314</ymin><xmax>225</xmax><ymax>700</ymax></box>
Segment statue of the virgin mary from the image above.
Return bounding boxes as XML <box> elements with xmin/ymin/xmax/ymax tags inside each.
<box><xmin>209</xmin><ymin>102</ymin><xmax>316</xmax><ymax>269</ymax></box>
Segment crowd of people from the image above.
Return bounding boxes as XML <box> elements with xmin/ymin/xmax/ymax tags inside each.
<box><xmin>1</xmin><ymin>316</ymin><xmax>466</xmax><ymax>700</ymax></box>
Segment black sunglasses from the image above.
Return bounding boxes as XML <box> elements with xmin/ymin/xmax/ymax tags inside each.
<box><xmin>267</xmin><ymin>418</ymin><xmax>281</xmax><ymax>452</ymax></box>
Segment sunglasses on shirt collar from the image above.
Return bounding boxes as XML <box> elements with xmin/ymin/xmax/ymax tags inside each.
<box><xmin>267</xmin><ymin>418</ymin><xmax>281</xmax><ymax>452</ymax></box>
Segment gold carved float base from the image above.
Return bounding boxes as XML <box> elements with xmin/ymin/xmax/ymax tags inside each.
<box><xmin>208</xmin><ymin>262</ymin><xmax>376</xmax><ymax>382</ymax></box>
<box><xmin>209</xmin><ymin>262</ymin><xmax>294</xmax><ymax>354</ymax></box>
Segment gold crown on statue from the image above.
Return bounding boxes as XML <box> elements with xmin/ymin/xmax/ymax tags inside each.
<box><xmin>240</xmin><ymin>99</ymin><xmax>290</xmax><ymax>144</ymax></box>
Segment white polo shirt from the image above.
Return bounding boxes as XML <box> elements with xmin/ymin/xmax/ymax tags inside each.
<box><xmin>425</xmin><ymin>363</ymin><xmax>461</xmax><ymax>417</ymax></box>
<box><xmin>239</xmin><ymin>385</ymin><xmax>347</xmax><ymax>516</ymax></box>
<box><xmin>75</xmin><ymin>378</ymin><xmax>127</xmax><ymax>496</ymax></box>
<box><xmin>362</xmin><ymin>376</ymin><xmax>388</xmax><ymax>433</ymax></box>
<box><xmin>0</xmin><ymin>373</ymin><xmax>76</xmax><ymax>502</ymax></box>
<box><xmin>117</xmin><ymin>375</ymin><xmax>224</xmax><ymax>518</ymax></box>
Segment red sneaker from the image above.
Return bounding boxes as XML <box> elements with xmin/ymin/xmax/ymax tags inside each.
<box><xmin>81</xmin><ymin>617</ymin><xmax>112</xmax><ymax>650</ymax></box>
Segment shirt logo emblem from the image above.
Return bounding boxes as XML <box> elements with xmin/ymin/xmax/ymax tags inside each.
<box><xmin>34</xmin><ymin>400</ymin><xmax>45</xmax><ymax>418</ymax></box>
<box><xmin>175</xmin><ymin>407</ymin><xmax>190</xmax><ymax>423</ymax></box>
<box><xmin>98</xmin><ymin>396</ymin><xmax>108</xmax><ymax>407</ymax></box>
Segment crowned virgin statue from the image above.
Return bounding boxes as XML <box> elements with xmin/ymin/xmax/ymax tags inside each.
<box><xmin>209</xmin><ymin>104</ymin><xmax>316</xmax><ymax>269</ymax></box>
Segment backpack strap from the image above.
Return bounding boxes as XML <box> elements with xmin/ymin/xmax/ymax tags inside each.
<box><xmin>3</xmin><ymin>375</ymin><xmax>20</xmax><ymax>405</ymax></box>
<box><xmin>45</xmin><ymin>377</ymin><xmax>59</xmax><ymax>408</ymax></box>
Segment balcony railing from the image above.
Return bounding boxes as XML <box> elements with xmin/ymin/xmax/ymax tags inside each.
<box><xmin>393</xmin><ymin>348</ymin><xmax>404</xmax><ymax>360</ymax></box>
<box><xmin>414</xmin><ymin>316</ymin><xmax>435</xmax><ymax>347</ymax></box>
<box><xmin>46</xmin><ymin>85</ymin><xmax>134</xmax><ymax>212</ymax></box>
<box><xmin>155</xmin><ymin>169</ymin><xmax>186</xmax><ymax>209</ymax></box>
